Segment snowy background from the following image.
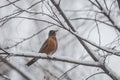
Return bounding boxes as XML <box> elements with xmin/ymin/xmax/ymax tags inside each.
<box><xmin>0</xmin><ymin>0</ymin><xmax>120</xmax><ymax>80</ymax></box>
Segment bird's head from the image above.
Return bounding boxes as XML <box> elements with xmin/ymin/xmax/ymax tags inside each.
<box><xmin>49</xmin><ymin>30</ymin><xmax>58</xmax><ymax>37</ymax></box>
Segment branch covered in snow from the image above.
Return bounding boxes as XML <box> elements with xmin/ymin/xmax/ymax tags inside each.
<box><xmin>0</xmin><ymin>52</ymin><xmax>100</xmax><ymax>67</ymax></box>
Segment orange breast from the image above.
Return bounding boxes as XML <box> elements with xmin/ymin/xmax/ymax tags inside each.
<box><xmin>42</xmin><ymin>37</ymin><xmax>57</xmax><ymax>55</ymax></box>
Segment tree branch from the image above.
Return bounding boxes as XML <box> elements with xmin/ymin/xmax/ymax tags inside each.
<box><xmin>117</xmin><ymin>0</ymin><xmax>120</xmax><ymax>10</ymax></box>
<box><xmin>0</xmin><ymin>52</ymin><xmax>100</xmax><ymax>67</ymax></box>
<box><xmin>50</xmin><ymin>0</ymin><xmax>119</xmax><ymax>80</ymax></box>
<box><xmin>1</xmin><ymin>59</ymin><xmax>31</xmax><ymax>80</ymax></box>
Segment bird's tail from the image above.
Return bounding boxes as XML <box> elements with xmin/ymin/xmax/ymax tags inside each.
<box><xmin>26</xmin><ymin>58</ymin><xmax>38</xmax><ymax>66</ymax></box>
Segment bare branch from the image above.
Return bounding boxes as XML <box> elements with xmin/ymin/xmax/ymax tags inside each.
<box><xmin>57</xmin><ymin>64</ymin><xmax>79</xmax><ymax>80</ymax></box>
<box><xmin>50</xmin><ymin>0</ymin><xmax>76</xmax><ymax>31</ymax></box>
<box><xmin>70</xmin><ymin>17</ymin><xmax>113</xmax><ymax>27</ymax></box>
<box><xmin>1</xmin><ymin>59</ymin><xmax>31</xmax><ymax>80</ymax></box>
<box><xmin>5</xmin><ymin>25</ymin><xmax>53</xmax><ymax>49</ymax></box>
<box><xmin>0</xmin><ymin>0</ymin><xmax>20</xmax><ymax>9</ymax></box>
<box><xmin>88</xmin><ymin>0</ymin><xmax>120</xmax><ymax>33</ymax></box>
<box><xmin>117</xmin><ymin>0</ymin><xmax>120</xmax><ymax>10</ymax></box>
<box><xmin>85</xmin><ymin>72</ymin><xmax>105</xmax><ymax>80</ymax></box>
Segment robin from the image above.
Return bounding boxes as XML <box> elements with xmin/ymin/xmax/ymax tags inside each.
<box><xmin>26</xmin><ymin>30</ymin><xmax>58</xmax><ymax>66</ymax></box>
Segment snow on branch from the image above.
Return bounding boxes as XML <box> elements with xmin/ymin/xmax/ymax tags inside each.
<box><xmin>0</xmin><ymin>52</ymin><xmax>100</xmax><ymax>67</ymax></box>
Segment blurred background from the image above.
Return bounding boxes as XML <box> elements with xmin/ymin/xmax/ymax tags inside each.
<box><xmin>0</xmin><ymin>0</ymin><xmax>120</xmax><ymax>80</ymax></box>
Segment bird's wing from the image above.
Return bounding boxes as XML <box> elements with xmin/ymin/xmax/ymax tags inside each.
<box><xmin>39</xmin><ymin>39</ymin><xmax>48</xmax><ymax>52</ymax></box>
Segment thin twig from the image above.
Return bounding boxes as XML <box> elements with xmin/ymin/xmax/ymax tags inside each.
<box><xmin>85</xmin><ymin>72</ymin><xmax>105</xmax><ymax>80</ymax></box>
<box><xmin>5</xmin><ymin>25</ymin><xmax>53</xmax><ymax>49</ymax></box>
<box><xmin>57</xmin><ymin>64</ymin><xmax>79</xmax><ymax>80</ymax></box>
<box><xmin>1</xmin><ymin>59</ymin><xmax>31</xmax><ymax>80</ymax></box>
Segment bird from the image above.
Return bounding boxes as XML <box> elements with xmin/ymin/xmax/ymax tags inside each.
<box><xmin>26</xmin><ymin>30</ymin><xmax>58</xmax><ymax>66</ymax></box>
